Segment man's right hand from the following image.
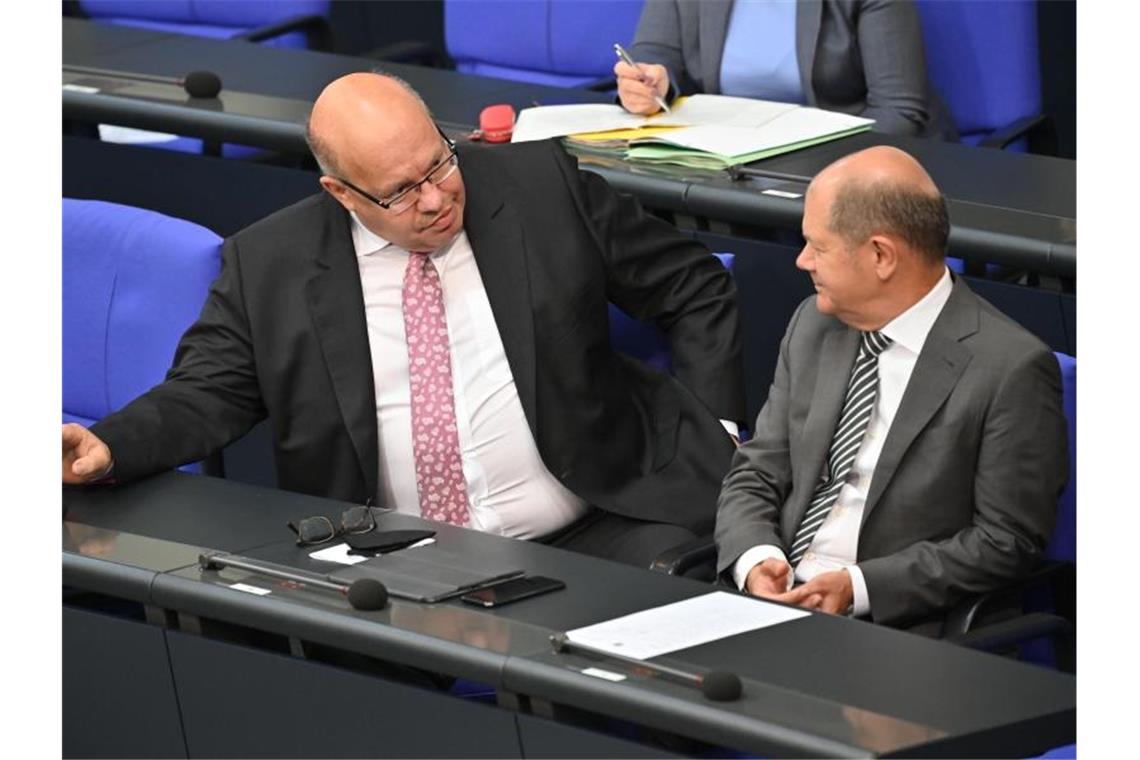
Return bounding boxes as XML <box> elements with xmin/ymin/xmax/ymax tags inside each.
<box><xmin>62</xmin><ymin>423</ymin><xmax>113</xmax><ymax>484</ymax></box>
<box><xmin>744</xmin><ymin>558</ymin><xmax>792</xmax><ymax>598</ymax></box>
<box><xmin>614</xmin><ymin>61</ymin><xmax>669</xmax><ymax>115</ymax></box>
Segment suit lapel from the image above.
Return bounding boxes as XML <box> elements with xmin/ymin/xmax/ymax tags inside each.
<box><xmin>460</xmin><ymin>155</ymin><xmax>538</xmax><ymax>439</ymax></box>
<box><xmin>796</xmin><ymin>0</ymin><xmax>823</xmax><ymax>106</ymax></box>
<box><xmin>304</xmin><ymin>196</ymin><xmax>379</xmax><ymax>502</ymax></box>
<box><xmin>862</xmin><ymin>280</ymin><xmax>979</xmax><ymax>523</ymax></box>
<box><xmin>700</xmin><ymin>0</ymin><xmax>733</xmax><ymax>94</ymax></box>
<box><xmin>786</xmin><ymin>326</ymin><xmax>859</xmax><ymax>538</ymax></box>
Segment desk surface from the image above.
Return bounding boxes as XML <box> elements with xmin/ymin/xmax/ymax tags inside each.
<box><xmin>62</xmin><ymin>18</ymin><xmax>1076</xmax><ymax>276</ymax></box>
<box><xmin>63</xmin><ymin>472</ymin><xmax>1075</xmax><ymax>758</ymax></box>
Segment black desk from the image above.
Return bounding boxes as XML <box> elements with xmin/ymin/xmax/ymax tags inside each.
<box><xmin>62</xmin><ymin>17</ymin><xmax>1075</xmax><ymax>277</ymax></box>
<box><xmin>63</xmin><ymin>472</ymin><xmax>1075</xmax><ymax>758</ymax></box>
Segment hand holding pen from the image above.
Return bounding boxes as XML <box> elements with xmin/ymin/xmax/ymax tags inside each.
<box><xmin>612</xmin><ymin>43</ymin><xmax>671</xmax><ymax>115</ymax></box>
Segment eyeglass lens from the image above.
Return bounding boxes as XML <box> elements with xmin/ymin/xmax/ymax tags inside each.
<box><xmin>340</xmin><ymin>506</ymin><xmax>376</xmax><ymax>535</ymax></box>
<box><xmin>388</xmin><ymin>153</ymin><xmax>457</xmax><ymax>212</ymax></box>
<box><xmin>296</xmin><ymin>516</ymin><xmax>337</xmax><ymax>545</ymax></box>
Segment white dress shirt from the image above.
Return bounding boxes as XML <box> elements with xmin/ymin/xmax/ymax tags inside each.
<box><xmin>733</xmin><ymin>268</ymin><xmax>953</xmax><ymax>616</ymax></box>
<box><xmin>351</xmin><ymin>214</ymin><xmax>589</xmax><ymax>539</ymax></box>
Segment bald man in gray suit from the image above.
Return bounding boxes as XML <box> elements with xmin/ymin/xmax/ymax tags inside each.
<box><xmin>715</xmin><ymin>146</ymin><xmax>1067</xmax><ymax>631</ymax></box>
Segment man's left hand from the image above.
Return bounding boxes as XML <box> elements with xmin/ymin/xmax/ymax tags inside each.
<box><xmin>772</xmin><ymin>569</ymin><xmax>854</xmax><ymax>615</ymax></box>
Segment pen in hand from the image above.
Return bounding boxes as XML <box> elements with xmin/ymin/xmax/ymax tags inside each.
<box><xmin>613</xmin><ymin>43</ymin><xmax>671</xmax><ymax>115</ymax></box>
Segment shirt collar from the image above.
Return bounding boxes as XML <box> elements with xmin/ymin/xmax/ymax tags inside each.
<box><xmin>348</xmin><ymin>211</ymin><xmax>465</xmax><ymax>263</ymax></box>
<box><xmin>349</xmin><ymin>211</ymin><xmax>393</xmax><ymax>258</ymax></box>
<box><xmin>880</xmin><ymin>266</ymin><xmax>953</xmax><ymax>356</ymax></box>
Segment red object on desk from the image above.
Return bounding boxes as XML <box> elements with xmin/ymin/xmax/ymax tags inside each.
<box><xmin>478</xmin><ymin>104</ymin><xmax>516</xmax><ymax>143</ymax></box>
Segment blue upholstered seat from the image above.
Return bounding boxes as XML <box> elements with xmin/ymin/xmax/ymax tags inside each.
<box><xmin>63</xmin><ymin>199</ymin><xmax>222</xmax><ymax>471</ymax></box>
<box><xmin>78</xmin><ymin>1</ymin><xmax>331</xmax><ymax>49</ymax></box>
<box><xmin>78</xmin><ymin>1</ymin><xmax>331</xmax><ymax>156</ymax></box>
<box><xmin>916</xmin><ymin>0</ymin><xmax>1046</xmax><ymax>150</ymax></box>
<box><xmin>445</xmin><ymin>0</ymin><xmax>644</xmax><ymax>88</ymax></box>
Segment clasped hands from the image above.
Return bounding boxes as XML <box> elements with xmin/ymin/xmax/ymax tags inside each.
<box><xmin>744</xmin><ymin>558</ymin><xmax>854</xmax><ymax>615</ymax></box>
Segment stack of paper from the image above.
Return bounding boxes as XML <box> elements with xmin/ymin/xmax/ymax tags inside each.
<box><xmin>512</xmin><ymin>94</ymin><xmax>874</xmax><ymax>170</ymax></box>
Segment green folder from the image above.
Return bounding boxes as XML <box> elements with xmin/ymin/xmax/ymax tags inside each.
<box><xmin>626</xmin><ymin>125</ymin><xmax>872</xmax><ymax>170</ymax></box>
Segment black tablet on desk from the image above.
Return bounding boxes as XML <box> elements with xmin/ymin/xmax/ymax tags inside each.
<box><xmin>329</xmin><ymin>545</ymin><xmax>523</xmax><ymax>603</ymax></box>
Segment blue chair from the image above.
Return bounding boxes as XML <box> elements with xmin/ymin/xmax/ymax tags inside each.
<box><xmin>915</xmin><ymin>0</ymin><xmax>1054</xmax><ymax>152</ymax></box>
<box><xmin>445</xmin><ymin>0</ymin><xmax>644</xmax><ymax>88</ymax></box>
<box><xmin>944</xmin><ymin>352</ymin><xmax>1075</xmax><ymax>670</ymax></box>
<box><xmin>63</xmin><ymin>199</ymin><xmax>222</xmax><ymax>472</ymax></box>
<box><xmin>76</xmin><ymin>1</ymin><xmax>331</xmax><ymax>156</ymax></box>
<box><xmin>608</xmin><ymin>253</ymin><xmax>734</xmax><ymax>372</ymax></box>
<box><xmin>77</xmin><ymin>1</ymin><xmax>332</xmax><ymax>50</ymax></box>
<box><xmin>1047</xmin><ymin>353</ymin><xmax>1076</xmax><ymax>565</ymax></box>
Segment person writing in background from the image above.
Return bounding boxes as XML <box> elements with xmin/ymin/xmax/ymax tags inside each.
<box><xmin>63</xmin><ymin>72</ymin><xmax>746</xmax><ymax>569</ymax></box>
<box><xmin>616</xmin><ymin>0</ymin><xmax>956</xmax><ymax>139</ymax></box>
<box><xmin>715</xmin><ymin>145</ymin><xmax>1066</xmax><ymax>633</ymax></box>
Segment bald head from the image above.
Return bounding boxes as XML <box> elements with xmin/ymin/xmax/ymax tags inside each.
<box><xmin>306</xmin><ymin>72</ymin><xmax>433</xmax><ymax>177</ymax></box>
<box><xmin>810</xmin><ymin>146</ymin><xmax>949</xmax><ymax>264</ymax></box>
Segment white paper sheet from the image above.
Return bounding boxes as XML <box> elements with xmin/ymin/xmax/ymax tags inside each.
<box><xmin>512</xmin><ymin>93</ymin><xmax>871</xmax><ymax>161</ymax></box>
<box><xmin>512</xmin><ymin>104</ymin><xmax>662</xmax><ymax>143</ymax></box>
<box><xmin>668</xmin><ymin>94</ymin><xmax>797</xmax><ymax>128</ymax></box>
<box><xmin>307</xmin><ymin>538</ymin><xmax>435</xmax><ymax>565</ymax></box>
<box><xmin>633</xmin><ymin>108</ymin><xmax>874</xmax><ymax>158</ymax></box>
<box><xmin>565</xmin><ymin>591</ymin><xmax>808</xmax><ymax>660</ymax></box>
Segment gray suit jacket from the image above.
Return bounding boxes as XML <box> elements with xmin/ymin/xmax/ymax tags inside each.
<box><xmin>631</xmin><ymin>0</ymin><xmax>956</xmax><ymax>139</ymax></box>
<box><xmin>715</xmin><ymin>278</ymin><xmax>1066</xmax><ymax>627</ymax></box>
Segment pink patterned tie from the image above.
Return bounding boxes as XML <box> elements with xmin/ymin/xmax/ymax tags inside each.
<box><xmin>402</xmin><ymin>252</ymin><xmax>470</xmax><ymax>526</ymax></box>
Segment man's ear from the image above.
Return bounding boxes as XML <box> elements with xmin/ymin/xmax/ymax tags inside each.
<box><xmin>319</xmin><ymin>176</ymin><xmax>353</xmax><ymax>212</ymax></box>
<box><xmin>869</xmin><ymin>234</ymin><xmax>900</xmax><ymax>280</ymax></box>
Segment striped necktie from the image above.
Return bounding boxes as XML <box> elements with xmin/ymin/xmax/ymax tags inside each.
<box><xmin>788</xmin><ymin>330</ymin><xmax>892</xmax><ymax>567</ymax></box>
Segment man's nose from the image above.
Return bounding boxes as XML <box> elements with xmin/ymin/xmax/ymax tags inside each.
<box><xmin>795</xmin><ymin>246</ymin><xmax>812</xmax><ymax>272</ymax></box>
<box><xmin>417</xmin><ymin>181</ymin><xmax>444</xmax><ymax>211</ymax></box>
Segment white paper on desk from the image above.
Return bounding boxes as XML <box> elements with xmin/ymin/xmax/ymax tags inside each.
<box><xmin>512</xmin><ymin>103</ymin><xmax>694</xmax><ymax>143</ymax></box>
<box><xmin>309</xmin><ymin>543</ymin><xmax>368</xmax><ymax>565</ymax></box>
<box><xmin>668</xmin><ymin>94</ymin><xmax>797</xmax><ymax>128</ymax></box>
<box><xmin>513</xmin><ymin>104</ymin><xmax>648</xmax><ymax>142</ymax></box>
<box><xmin>565</xmin><ymin>591</ymin><xmax>808</xmax><ymax>660</ymax></box>
<box><xmin>636</xmin><ymin>108</ymin><xmax>874</xmax><ymax>158</ymax></box>
<box><xmin>307</xmin><ymin>538</ymin><xmax>436</xmax><ymax>565</ymax></box>
<box><xmin>752</xmin><ymin>107</ymin><xmax>874</xmax><ymax>146</ymax></box>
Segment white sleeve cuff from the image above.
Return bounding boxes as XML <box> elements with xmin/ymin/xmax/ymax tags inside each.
<box><xmin>732</xmin><ymin>545</ymin><xmax>791</xmax><ymax>591</ymax></box>
<box><xmin>847</xmin><ymin>565</ymin><xmax>870</xmax><ymax>617</ymax></box>
<box><xmin>719</xmin><ymin>419</ymin><xmax>740</xmax><ymax>440</ymax></box>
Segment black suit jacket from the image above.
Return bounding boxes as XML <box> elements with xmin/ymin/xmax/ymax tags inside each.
<box><xmin>93</xmin><ymin>140</ymin><xmax>745</xmax><ymax>533</ymax></box>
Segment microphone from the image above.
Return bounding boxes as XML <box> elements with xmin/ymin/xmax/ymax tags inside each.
<box><xmin>549</xmin><ymin>633</ymin><xmax>742</xmax><ymax>702</ymax></box>
<box><xmin>198</xmin><ymin>552</ymin><xmax>389</xmax><ymax>611</ymax></box>
<box><xmin>64</xmin><ymin>65</ymin><xmax>223</xmax><ymax>98</ymax></box>
<box><xmin>346</xmin><ymin>578</ymin><xmax>389</xmax><ymax>611</ymax></box>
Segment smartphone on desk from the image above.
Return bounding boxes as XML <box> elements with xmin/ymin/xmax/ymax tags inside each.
<box><xmin>461</xmin><ymin>575</ymin><xmax>565</xmax><ymax>607</ymax></box>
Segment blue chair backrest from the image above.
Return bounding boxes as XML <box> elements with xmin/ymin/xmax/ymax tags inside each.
<box><xmin>1045</xmin><ymin>352</ymin><xmax>1075</xmax><ymax>563</ymax></box>
<box><xmin>63</xmin><ymin>199</ymin><xmax>221</xmax><ymax>435</ymax></box>
<box><xmin>609</xmin><ymin>253</ymin><xmax>734</xmax><ymax>373</ymax></box>
<box><xmin>79</xmin><ymin>1</ymin><xmax>330</xmax><ymax>49</ymax></box>
<box><xmin>915</xmin><ymin>0</ymin><xmax>1041</xmax><ymax>146</ymax></box>
<box><xmin>446</xmin><ymin>0</ymin><xmax>644</xmax><ymax>87</ymax></box>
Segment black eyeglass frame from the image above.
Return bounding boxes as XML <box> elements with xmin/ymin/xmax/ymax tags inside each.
<box><xmin>333</xmin><ymin>124</ymin><xmax>458</xmax><ymax>213</ymax></box>
<box><xmin>287</xmin><ymin>505</ymin><xmax>384</xmax><ymax>547</ymax></box>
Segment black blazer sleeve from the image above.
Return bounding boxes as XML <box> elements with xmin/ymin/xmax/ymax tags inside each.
<box><xmin>91</xmin><ymin>237</ymin><xmax>267</xmax><ymax>480</ymax></box>
<box><xmin>550</xmin><ymin>143</ymin><xmax>745</xmax><ymax>422</ymax></box>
